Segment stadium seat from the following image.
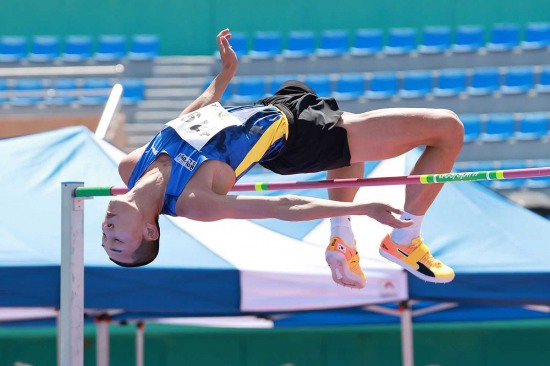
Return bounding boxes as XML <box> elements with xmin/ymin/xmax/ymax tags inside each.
<box><xmin>384</xmin><ymin>27</ymin><xmax>417</xmax><ymax>54</ymax></box>
<box><xmin>317</xmin><ymin>30</ymin><xmax>349</xmax><ymax>57</ymax></box>
<box><xmin>94</xmin><ymin>35</ymin><xmax>127</xmax><ymax>61</ymax></box>
<box><xmin>0</xmin><ymin>36</ymin><xmax>26</xmax><ymax>63</ymax></box>
<box><xmin>0</xmin><ymin>79</ymin><xmax>8</xmax><ymax>104</ymax></box>
<box><xmin>61</xmin><ymin>35</ymin><xmax>93</xmax><ymax>62</ymax></box>
<box><xmin>350</xmin><ymin>28</ymin><xmax>383</xmax><ymax>56</ymax></box>
<box><xmin>11</xmin><ymin>78</ymin><xmax>45</xmax><ymax>106</ymax></box>
<box><xmin>434</xmin><ymin>68</ymin><xmax>467</xmax><ymax>97</ymax></box>
<box><xmin>249</xmin><ymin>31</ymin><xmax>282</xmax><ymax>59</ymax></box>
<box><xmin>452</xmin><ymin>25</ymin><xmax>485</xmax><ymax>53</ymax></box>
<box><xmin>490</xmin><ymin>160</ymin><xmax>527</xmax><ymax>189</ymax></box>
<box><xmin>487</xmin><ymin>23</ymin><xmax>520</xmax><ymax>52</ymax></box>
<box><xmin>46</xmin><ymin>78</ymin><xmax>78</xmax><ymax>105</ymax></box>
<box><xmin>399</xmin><ymin>70</ymin><xmax>433</xmax><ymax>98</ymax></box>
<box><xmin>122</xmin><ymin>78</ymin><xmax>146</xmax><ymax>105</ymax></box>
<box><xmin>302</xmin><ymin>74</ymin><xmax>332</xmax><ymax>97</ymax></box>
<box><xmin>78</xmin><ymin>78</ymin><xmax>112</xmax><ymax>105</ymax></box>
<box><xmin>480</xmin><ymin>113</ymin><xmax>516</xmax><ymax>141</ymax></box>
<box><xmin>521</xmin><ymin>22</ymin><xmax>550</xmax><ymax>50</ymax></box>
<box><xmin>525</xmin><ymin>160</ymin><xmax>550</xmax><ymax>189</ymax></box>
<box><xmin>366</xmin><ymin>72</ymin><xmax>398</xmax><ymax>99</ymax></box>
<box><xmin>128</xmin><ymin>34</ymin><xmax>160</xmax><ymax>61</ymax></box>
<box><xmin>332</xmin><ymin>73</ymin><xmax>365</xmax><ymax>100</ymax></box>
<box><xmin>501</xmin><ymin>66</ymin><xmax>534</xmax><ymax>94</ymax></box>
<box><xmin>28</xmin><ymin>36</ymin><xmax>60</xmax><ymax>63</ymax></box>
<box><xmin>283</xmin><ymin>31</ymin><xmax>316</xmax><ymax>58</ymax></box>
<box><xmin>467</xmin><ymin>67</ymin><xmax>501</xmax><ymax>96</ymax></box>
<box><xmin>515</xmin><ymin>112</ymin><xmax>549</xmax><ymax>140</ymax></box>
<box><xmin>268</xmin><ymin>74</ymin><xmax>296</xmax><ymax>94</ymax></box>
<box><xmin>418</xmin><ymin>26</ymin><xmax>451</xmax><ymax>54</ymax></box>
<box><xmin>231</xmin><ymin>76</ymin><xmax>266</xmax><ymax>103</ymax></box>
<box><xmin>535</xmin><ymin>66</ymin><xmax>550</xmax><ymax>93</ymax></box>
<box><xmin>460</xmin><ymin>114</ymin><xmax>482</xmax><ymax>142</ymax></box>
<box><xmin>203</xmin><ymin>78</ymin><xmax>233</xmax><ymax>102</ymax></box>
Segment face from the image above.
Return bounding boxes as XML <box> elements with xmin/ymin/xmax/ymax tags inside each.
<box><xmin>101</xmin><ymin>198</ymin><xmax>144</xmax><ymax>264</ymax></box>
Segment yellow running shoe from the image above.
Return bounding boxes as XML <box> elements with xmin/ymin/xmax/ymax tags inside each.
<box><xmin>379</xmin><ymin>234</ymin><xmax>454</xmax><ymax>283</ymax></box>
<box><xmin>325</xmin><ymin>237</ymin><xmax>366</xmax><ymax>289</ymax></box>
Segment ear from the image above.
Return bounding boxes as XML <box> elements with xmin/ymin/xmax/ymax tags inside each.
<box><xmin>143</xmin><ymin>222</ymin><xmax>159</xmax><ymax>241</ymax></box>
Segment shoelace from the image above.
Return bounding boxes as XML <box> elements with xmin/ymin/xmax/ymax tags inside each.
<box><xmin>411</xmin><ymin>237</ymin><xmax>442</xmax><ymax>268</ymax></box>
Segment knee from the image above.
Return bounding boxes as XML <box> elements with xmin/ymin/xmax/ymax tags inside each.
<box><xmin>434</xmin><ymin>109</ymin><xmax>464</xmax><ymax>151</ymax></box>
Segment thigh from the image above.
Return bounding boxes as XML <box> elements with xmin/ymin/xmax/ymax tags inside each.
<box><xmin>339</xmin><ymin>108</ymin><xmax>460</xmax><ymax>163</ymax></box>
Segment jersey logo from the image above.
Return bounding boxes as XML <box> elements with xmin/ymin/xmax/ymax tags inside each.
<box><xmin>174</xmin><ymin>153</ymin><xmax>197</xmax><ymax>171</ymax></box>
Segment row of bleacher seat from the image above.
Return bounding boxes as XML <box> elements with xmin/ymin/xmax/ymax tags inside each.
<box><xmin>461</xmin><ymin>112</ymin><xmax>550</xmax><ymax>142</ymax></box>
<box><xmin>0</xmin><ymin>34</ymin><xmax>160</xmax><ymax>64</ymax></box>
<box><xmin>455</xmin><ymin>159</ymin><xmax>550</xmax><ymax>190</ymax></box>
<box><xmin>222</xmin><ymin>65</ymin><xmax>550</xmax><ymax>102</ymax></box>
<box><xmin>0</xmin><ymin>78</ymin><xmax>145</xmax><ymax>106</ymax></box>
<box><xmin>223</xmin><ymin>22</ymin><xmax>550</xmax><ymax>59</ymax></box>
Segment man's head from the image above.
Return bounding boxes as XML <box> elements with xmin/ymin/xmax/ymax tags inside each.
<box><xmin>102</xmin><ymin>198</ymin><xmax>160</xmax><ymax>267</ymax></box>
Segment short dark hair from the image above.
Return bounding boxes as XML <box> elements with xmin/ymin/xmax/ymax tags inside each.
<box><xmin>110</xmin><ymin>216</ymin><xmax>160</xmax><ymax>267</ymax></box>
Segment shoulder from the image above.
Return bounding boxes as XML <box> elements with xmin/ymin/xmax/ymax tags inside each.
<box><xmin>118</xmin><ymin>145</ymin><xmax>147</xmax><ymax>184</ymax></box>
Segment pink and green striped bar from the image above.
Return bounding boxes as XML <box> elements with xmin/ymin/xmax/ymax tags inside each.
<box><xmin>74</xmin><ymin>166</ymin><xmax>550</xmax><ymax>197</ymax></box>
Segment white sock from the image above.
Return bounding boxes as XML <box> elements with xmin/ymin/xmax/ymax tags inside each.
<box><xmin>330</xmin><ymin>215</ymin><xmax>355</xmax><ymax>248</ymax></box>
<box><xmin>390</xmin><ymin>211</ymin><xmax>424</xmax><ymax>245</ymax></box>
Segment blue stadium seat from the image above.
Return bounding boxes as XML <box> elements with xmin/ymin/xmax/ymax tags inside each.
<box><xmin>128</xmin><ymin>34</ymin><xmax>160</xmax><ymax>61</ymax></box>
<box><xmin>317</xmin><ymin>30</ymin><xmax>349</xmax><ymax>57</ymax></box>
<box><xmin>332</xmin><ymin>73</ymin><xmax>365</xmax><ymax>100</ymax></box>
<box><xmin>460</xmin><ymin>114</ymin><xmax>482</xmax><ymax>142</ymax></box>
<box><xmin>94</xmin><ymin>35</ymin><xmax>127</xmax><ymax>61</ymax></box>
<box><xmin>515</xmin><ymin>112</ymin><xmax>549</xmax><ymax>140</ymax></box>
<box><xmin>78</xmin><ymin>78</ymin><xmax>112</xmax><ymax>105</ymax></box>
<box><xmin>0</xmin><ymin>79</ymin><xmax>8</xmax><ymax>104</ymax></box>
<box><xmin>231</xmin><ymin>76</ymin><xmax>266</xmax><ymax>103</ymax></box>
<box><xmin>384</xmin><ymin>27</ymin><xmax>417</xmax><ymax>54</ymax></box>
<box><xmin>61</xmin><ymin>35</ymin><xmax>93</xmax><ymax>62</ymax></box>
<box><xmin>501</xmin><ymin>66</ymin><xmax>534</xmax><ymax>94</ymax></box>
<box><xmin>268</xmin><ymin>75</ymin><xmax>296</xmax><ymax>94</ymax></box>
<box><xmin>521</xmin><ymin>22</ymin><xmax>550</xmax><ymax>50</ymax></box>
<box><xmin>366</xmin><ymin>72</ymin><xmax>398</xmax><ymax>99</ymax></box>
<box><xmin>418</xmin><ymin>26</ymin><xmax>451</xmax><ymax>54</ymax></box>
<box><xmin>227</xmin><ymin>32</ymin><xmax>248</xmax><ymax>57</ymax></box>
<box><xmin>467</xmin><ymin>67</ymin><xmax>501</xmax><ymax>96</ymax></box>
<box><xmin>122</xmin><ymin>78</ymin><xmax>146</xmax><ymax>105</ymax></box>
<box><xmin>399</xmin><ymin>70</ymin><xmax>433</xmax><ymax>98</ymax></box>
<box><xmin>490</xmin><ymin>160</ymin><xmax>528</xmax><ymax>189</ymax></box>
<box><xmin>302</xmin><ymin>74</ymin><xmax>331</xmax><ymax>97</ymax></box>
<box><xmin>350</xmin><ymin>28</ymin><xmax>383</xmax><ymax>56</ymax></box>
<box><xmin>434</xmin><ymin>68</ymin><xmax>467</xmax><ymax>97</ymax></box>
<box><xmin>535</xmin><ymin>66</ymin><xmax>550</xmax><ymax>93</ymax></box>
<box><xmin>28</xmin><ymin>35</ymin><xmax>60</xmax><ymax>63</ymax></box>
<box><xmin>283</xmin><ymin>31</ymin><xmax>315</xmax><ymax>58</ymax></box>
<box><xmin>0</xmin><ymin>36</ymin><xmax>26</xmax><ymax>63</ymax></box>
<box><xmin>480</xmin><ymin>113</ymin><xmax>516</xmax><ymax>141</ymax></box>
<box><xmin>11</xmin><ymin>78</ymin><xmax>45</xmax><ymax>106</ymax></box>
<box><xmin>487</xmin><ymin>23</ymin><xmax>520</xmax><ymax>52</ymax></box>
<box><xmin>203</xmin><ymin>78</ymin><xmax>233</xmax><ymax>102</ymax></box>
<box><xmin>525</xmin><ymin>160</ymin><xmax>550</xmax><ymax>189</ymax></box>
<box><xmin>46</xmin><ymin>78</ymin><xmax>78</xmax><ymax>105</ymax></box>
<box><xmin>452</xmin><ymin>25</ymin><xmax>485</xmax><ymax>53</ymax></box>
<box><xmin>249</xmin><ymin>31</ymin><xmax>282</xmax><ymax>59</ymax></box>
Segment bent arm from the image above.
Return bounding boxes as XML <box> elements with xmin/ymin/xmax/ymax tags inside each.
<box><xmin>180</xmin><ymin>28</ymin><xmax>237</xmax><ymax>116</ymax></box>
<box><xmin>184</xmin><ymin>192</ymin><xmax>412</xmax><ymax>228</ymax></box>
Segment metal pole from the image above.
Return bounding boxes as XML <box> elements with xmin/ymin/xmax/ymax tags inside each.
<box><xmin>136</xmin><ymin>322</ymin><xmax>145</xmax><ymax>366</ymax></box>
<box><xmin>59</xmin><ymin>182</ymin><xmax>85</xmax><ymax>366</ymax></box>
<box><xmin>400</xmin><ymin>301</ymin><xmax>414</xmax><ymax>366</ymax></box>
<box><xmin>96</xmin><ymin>315</ymin><xmax>110</xmax><ymax>366</ymax></box>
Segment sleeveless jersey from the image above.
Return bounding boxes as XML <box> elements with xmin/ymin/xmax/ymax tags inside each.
<box><xmin>127</xmin><ymin>104</ymin><xmax>289</xmax><ymax>216</ymax></box>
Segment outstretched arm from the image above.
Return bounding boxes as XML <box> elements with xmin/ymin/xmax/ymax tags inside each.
<box><xmin>180</xmin><ymin>28</ymin><xmax>238</xmax><ymax>116</ymax></box>
<box><xmin>183</xmin><ymin>191</ymin><xmax>413</xmax><ymax>229</ymax></box>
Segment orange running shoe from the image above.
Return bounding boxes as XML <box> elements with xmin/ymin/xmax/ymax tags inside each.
<box><xmin>379</xmin><ymin>234</ymin><xmax>455</xmax><ymax>283</ymax></box>
<box><xmin>325</xmin><ymin>237</ymin><xmax>366</xmax><ymax>288</ymax></box>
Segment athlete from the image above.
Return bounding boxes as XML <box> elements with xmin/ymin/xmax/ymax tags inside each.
<box><xmin>102</xmin><ymin>28</ymin><xmax>464</xmax><ymax>288</ymax></box>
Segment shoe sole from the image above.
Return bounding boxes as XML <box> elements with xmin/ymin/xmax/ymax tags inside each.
<box><xmin>325</xmin><ymin>251</ymin><xmax>366</xmax><ymax>289</ymax></box>
<box><xmin>379</xmin><ymin>248</ymin><xmax>454</xmax><ymax>284</ymax></box>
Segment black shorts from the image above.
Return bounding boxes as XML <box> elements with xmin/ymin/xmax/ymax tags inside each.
<box><xmin>256</xmin><ymin>80</ymin><xmax>351</xmax><ymax>175</ymax></box>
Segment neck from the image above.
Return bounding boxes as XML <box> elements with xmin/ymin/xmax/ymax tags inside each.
<box><xmin>126</xmin><ymin>160</ymin><xmax>171</xmax><ymax>217</ymax></box>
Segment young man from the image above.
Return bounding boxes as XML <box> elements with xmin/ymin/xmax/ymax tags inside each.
<box><xmin>102</xmin><ymin>29</ymin><xmax>464</xmax><ymax>288</ymax></box>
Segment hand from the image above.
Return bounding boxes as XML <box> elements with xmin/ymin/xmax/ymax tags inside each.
<box><xmin>217</xmin><ymin>28</ymin><xmax>238</xmax><ymax>75</ymax></box>
<box><xmin>364</xmin><ymin>203</ymin><xmax>414</xmax><ymax>228</ymax></box>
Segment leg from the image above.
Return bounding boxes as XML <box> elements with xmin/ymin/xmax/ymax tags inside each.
<box><xmin>339</xmin><ymin>108</ymin><xmax>464</xmax><ymax>284</ymax></box>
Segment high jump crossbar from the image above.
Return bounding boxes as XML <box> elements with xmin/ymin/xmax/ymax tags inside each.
<box><xmin>73</xmin><ymin>166</ymin><xmax>550</xmax><ymax>197</ymax></box>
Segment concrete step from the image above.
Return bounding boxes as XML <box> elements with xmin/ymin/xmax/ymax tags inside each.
<box><xmin>153</xmin><ymin>55</ymin><xmax>214</xmax><ymax>66</ymax></box>
<box><xmin>151</xmin><ymin>64</ymin><xmax>212</xmax><ymax>77</ymax></box>
<box><xmin>144</xmin><ymin>76</ymin><xmax>206</xmax><ymax>88</ymax></box>
<box><xmin>145</xmin><ymin>88</ymin><xmax>202</xmax><ymax>100</ymax></box>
